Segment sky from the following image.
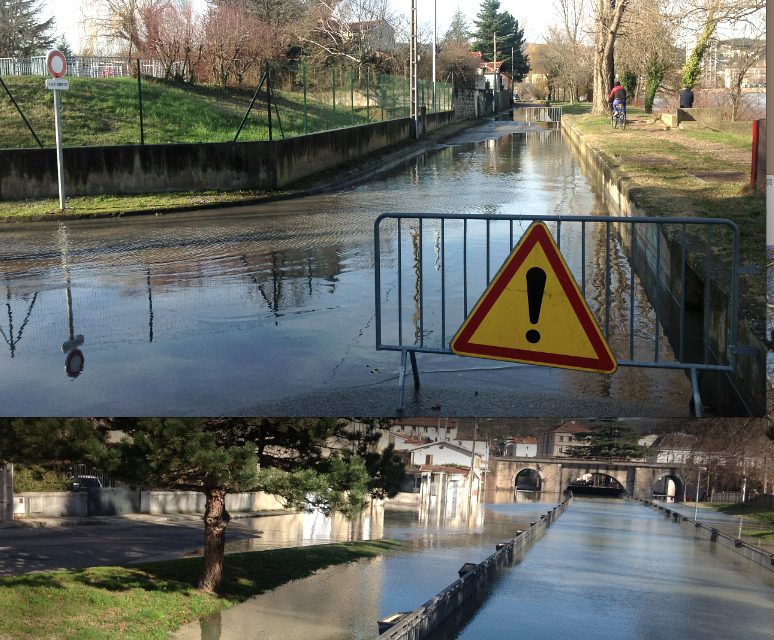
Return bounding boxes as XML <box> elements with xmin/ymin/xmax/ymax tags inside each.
<box><xmin>43</xmin><ymin>1</ymin><xmax>559</xmax><ymax>54</ymax></box>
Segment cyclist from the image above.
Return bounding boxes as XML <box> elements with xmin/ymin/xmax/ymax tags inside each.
<box><xmin>608</xmin><ymin>79</ymin><xmax>627</xmax><ymax>122</ymax></box>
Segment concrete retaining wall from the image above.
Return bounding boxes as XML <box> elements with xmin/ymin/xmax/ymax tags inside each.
<box><xmin>378</xmin><ymin>496</ymin><xmax>573</xmax><ymax>640</ymax></box>
<box><xmin>635</xmin><ymin>498</ymin><xmax>774</xmax><ymax>571</ymax></box>
<box><xmin>0</xmin><ymin>118</ymin><xmax>424</xmax><ymax>201</ymax></box>
<box><xmin>17</xmin><ymin>489</ymin><xmax>286</xmax><ymax>517</ymax></box>
<box><xmin>561</xmin><ymin>117</ymin><xmax>765</xmax><ymax>415</ymax></box>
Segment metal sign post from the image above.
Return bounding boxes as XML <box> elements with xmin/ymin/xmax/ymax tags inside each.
<box><xmin>45</xmin><ymin>49</ymin><xmax>68</xmax><ymax>210</ymax></box>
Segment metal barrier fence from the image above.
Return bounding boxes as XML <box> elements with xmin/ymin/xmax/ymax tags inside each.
<box><xmin>374</xmin><ymin>213</ymin><xmax>743</xmax><ymax>414</ymax></box>
<box><xmin>521</xmin><ymin>106</ymin><xmax>563</xmax><ymax>123</ymax></box>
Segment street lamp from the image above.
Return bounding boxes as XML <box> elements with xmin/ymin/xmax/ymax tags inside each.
<box><xmin>694</xmin><ymin>466</ymin><xmax>706</xmax><ymax>521</ymax></box>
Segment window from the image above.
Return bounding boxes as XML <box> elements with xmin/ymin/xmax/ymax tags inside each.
<box><xmin>425</xmin><ymin>455</ymin><xmax>433</xmax><ymax>465</ymax></box>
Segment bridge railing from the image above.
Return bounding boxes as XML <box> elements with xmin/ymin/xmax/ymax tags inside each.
<box><xmin>374</xmin><ymin>213</ymin><xmax>744</xmax><ymax>414</ymax></box>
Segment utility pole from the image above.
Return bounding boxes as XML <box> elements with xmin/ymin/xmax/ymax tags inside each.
<box><xmin>432</xmin><ymin>0</ymin><xmax>436</xmax><ymax>113</ymax></box>
<box><xmin>410</xmin><ymin>0</ymin><xmax>419</xmax><ymax>138</ymax></box>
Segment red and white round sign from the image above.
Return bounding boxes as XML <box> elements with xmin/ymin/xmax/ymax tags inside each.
<box><xmin>46</xmin><ymin>49</ymin><xmax>67</xmax><ymax>78</ymax></box>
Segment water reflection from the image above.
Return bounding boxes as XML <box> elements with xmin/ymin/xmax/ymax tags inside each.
<box><xmin>174</xmin><ymin>495</ymin><xmax>774</xmax><ymax>640</ymax></box>
<box><xmin>173</xmin><ymin>491</ymin><xmax>561</xmax><ymax>640</ymax></box>
<box><xmin>0</xmin><ymin>127</ymin><xmax>691</xmax><ymax>415</ymax></box>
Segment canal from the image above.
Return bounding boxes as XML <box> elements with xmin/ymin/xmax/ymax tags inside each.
<box><xmin>173</xmin><ymin>495</ymin><xmax>774</xmax><ymax>640</ymax></box>
<box><xmin>0</xmin><ymin>120</ymin><xmax>691</xmax><ymax>416</ymax></box>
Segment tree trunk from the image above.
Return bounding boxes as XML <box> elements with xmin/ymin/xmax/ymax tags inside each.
<box><xmin>198</xmin><ymin>488</ymin><xmax>230</xmax><ymax>594</ymax></box>
<box><xmin>592</xmin><ymin>0</ymin><xmax>628</xmax><ymax>115</ymax></box>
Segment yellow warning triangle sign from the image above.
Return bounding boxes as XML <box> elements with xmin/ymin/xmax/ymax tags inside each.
<box><xmin>450</xmin><ymin>221</ymin><xmax>617</xmax><ymax>373</ymax></box>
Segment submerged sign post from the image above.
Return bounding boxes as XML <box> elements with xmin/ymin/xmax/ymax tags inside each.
<box><xmin>45</xmin><ymin>49</ymin><xmax>69</xmax><ymax>210</ymax></box>
<box><xmin>450</xmin><ymin>221</ymin><xmax>617</xmax><ymax>374</ymax></box>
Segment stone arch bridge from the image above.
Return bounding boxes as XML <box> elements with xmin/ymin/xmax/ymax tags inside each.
<box><xmin>492</xmin><ymin>457</ymin><xmax>684</xmax><ymax>498</ymax></box>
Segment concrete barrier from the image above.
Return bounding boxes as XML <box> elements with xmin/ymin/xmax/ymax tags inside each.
<box><xmin>0</xmin><ymin>111</ymin><xmax>468</xmax><ymax>201</ymax></box>
<box><xmin>16</xmin><ymin>489</ymin><xmax>286</xmax><ymax>517</ymax></box>
<box><xmin>634</xmin><ymin>498</ymin><xmax>774</xmax><ymax>571</ymax></box>
<box><xmin>378</xmin><ymin>496</ymin><xmax>573</xmax><ymax>640</ymax></box>
<box><xmin>561</xmin><ymin>117</ymin><xmax>765</xmax><ymax>416</ymax></box>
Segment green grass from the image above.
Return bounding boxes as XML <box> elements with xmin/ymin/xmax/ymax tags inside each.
<box><xmin>708</xmin><ymin>503</ymin><xmax>774</xmax><ymax>542</ymax></box>
<box><xmin>565</xmin><ymin>110</ymin><xmax>765</xmax><ymax>328</ymax></box>
<box><xmin>0</xmin><ymin>539</ymin><xmax>400</xmax><ymax>640</ymax></box>
<box><xmin>0</xmin><ymin>76</ymin><xmax>388</xmax><ymax>148</ymax></box>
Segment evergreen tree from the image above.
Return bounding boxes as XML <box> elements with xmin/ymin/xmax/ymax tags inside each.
<box><xmin>443</xmin><ymin>8</ymin><xmax>470</xmax><ymax>46</ymax></box>
<box><xmin>566</xmin><ymin>421</ymin><xmax>650</xmax><ymax>460</ymax></box>
<box><xmin>470</xmin><ymin>0</ymin><xmax>529</xmax><ymax>81</ymax></box>
<box><xmin>0</xmin><ymin>0</ymin><xmax>55</xmax><ymax>57</ymax></box>
<box><xmin>55</xmin><ymin>35</ymin><xmax>73</xmax><ymax>58</ymax></box>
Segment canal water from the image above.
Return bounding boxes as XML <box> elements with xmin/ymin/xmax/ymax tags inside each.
<box><xmin>172</xmin><ymin>495</ymin><xmax>774</xmax><ymax>640</ymax></box>
<box><xmin>0</xmin><ymin>121</ymin><xmax>690</xmax><ymax>416</ymax></box>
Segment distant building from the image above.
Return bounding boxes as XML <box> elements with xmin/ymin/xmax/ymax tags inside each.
<box><xmin>391</xmin><ymin>418</ymin><xmax>459</xmax><ymax>442</ymax></box>
<box><xmin>651</xmin><ymin>433</ymin><xmax>698</xmax><ymax>464</ymax></box>
<box><xmin>690</xmin><ymin>37</ymin><xmax>766</xmax><ymax>89</ymax></box>
<box><xmin>409</xmin><ymin>441</ymin><xmax>483</xmax><ymax>470</ymax></box>
<box><xmin>536</xmin><ymin>421</ymin><xmax>592</xmax><ymax>458</ymax></box>
<box><xmin>504</xmin><ymin>436</ymin><xmax>537</xmax><ymax>457</ymax></box>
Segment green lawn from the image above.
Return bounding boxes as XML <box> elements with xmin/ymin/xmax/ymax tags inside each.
<box><xmin>0</xmin><ymin>539</ymin><xmax>399</xmax><ymax>640</ymax></box>
<box><xmin>711</xmin><ymin>503</ymin><xmax>774</xmax><ymax>541</ymax></box>
<box><xmin>0</xmin><ymin>76</ymin><xmax>383</xmax><ymax>148</ymax></box>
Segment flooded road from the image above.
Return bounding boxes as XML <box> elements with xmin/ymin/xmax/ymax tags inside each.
<box><xmin>0</xmin><ymin>121</ymin><xmax>691</xmax><ymax>415</ymax></box>
<box><xmin>173</xmin><ymin>495</ymin><xmax>774</xmax><ymax>640</ymax></box>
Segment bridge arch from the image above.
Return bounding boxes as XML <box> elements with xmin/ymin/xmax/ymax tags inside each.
<box><xmin>514</xmin><ymin>467</ymin><xmax>543</xmax><ymax>491</ymax></box>
<box><xmin>651</xmin><ymin>473</ymin><xmax>684</xmax><ymax>502</ymax></box>
<box><xmin>568</xmin><ymin>471</ymin><xmax>626</xmax><ymax>496</ymax></box>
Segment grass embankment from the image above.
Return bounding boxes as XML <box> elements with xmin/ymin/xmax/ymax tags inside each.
<box><xmin>708</xmin><ymin>503</ymin><xmax>774</xmax><ymax>542</ymax></box>
<box><xmin>0</xmin><ymin>539</ymin><xmax>399</xmax><ymax>640</ymax></box>
<box><xmin>564</xmin><ymin>106</ymin><xmax>765</xmax><ymax>327</ymax></box>
<box><xmin>0</xmin><ymin>75</ymin><xmax>377</xmax><ymax>148</ymax></box>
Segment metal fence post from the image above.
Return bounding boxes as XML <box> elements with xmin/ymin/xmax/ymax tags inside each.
<box><xmin>303</xmin><ymin>62</ymin><xmax>308</xmax><ymax>135</ymax></box>
<box><xmin>351</xmin><ymin>67</ymin><xmax>355</xmax><ymax>126</ymax></box>
<box><xmin>136</xmin><ymin>59</ymin><xmax>144</xmax><ymax>145</ymax></box>
<box><xmin>332</xmin><ymin>68</ymin><xmax>336</xmax><ymax>128</ymax></box>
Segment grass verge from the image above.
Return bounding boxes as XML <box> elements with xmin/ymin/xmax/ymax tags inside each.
<box><xmin>564</xmin><ymin>108</ymin><xmax>765</xmax><ymax>329</ymax></box>
<box><xmin>0</xmin><ymin>539</ymin><xmax>400</xmax><ymax>640</ymax></box>
<box><xmin>706</xmin><ymin>503</ymin><xmax>774</xmax><ymax>542</ymax></box>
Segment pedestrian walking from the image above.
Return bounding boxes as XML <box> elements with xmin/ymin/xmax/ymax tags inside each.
<box><xmin>679</xmin><ymin>86</ymin><xmax>694</xmax><ymax>109</ymax></box>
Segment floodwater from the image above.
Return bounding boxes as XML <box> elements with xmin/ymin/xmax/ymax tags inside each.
<box><xmin>0</xmin><ymin>120</ymin><xmax>691</xmax><ymax>416</ymax></box>
<box><xmin>173</xmin><ymin>495</ymin><xmax>774</xmax><ymax>640</ymax></box>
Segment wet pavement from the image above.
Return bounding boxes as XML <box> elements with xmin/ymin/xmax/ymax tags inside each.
<box><xmin>0</xmin><ymin>119</ymin><xmax>693</xmax><ymax>416</ymax></box>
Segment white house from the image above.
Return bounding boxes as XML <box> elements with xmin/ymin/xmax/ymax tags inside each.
<box><xmin>390</xmin><ymin>418</ymin><xmax>459</xmax><ymax>442</ymax></box>
<box><xmin>409</xmin><ymin>441</ymin><xmax>481</xmax><ymax>470</ymax></box>
<box><xmin>504</xmin><ymin>436</ymin><xmax>537</xmax><ymax>457</ymax></box>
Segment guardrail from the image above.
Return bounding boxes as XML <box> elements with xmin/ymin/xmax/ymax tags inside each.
<box><xmin>520</xmin><ymin>105</ymin><xmax>562</xmax><ymax>124</ymax></box>
<box><xmin>635</xmin><ymin>498</ymin><xmax>774</xmax><ymax>570</ymax></box>
<box><xmin>374</xmin><ymin>213</ymin><xmax>743</xmax><ymax>414</ymax></box>
<box><xmin>377</xmin><ymin>495</ymin><xmax>573</xmax><ymax>640</ymax></box>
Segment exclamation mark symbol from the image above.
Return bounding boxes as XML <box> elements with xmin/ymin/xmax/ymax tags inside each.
<box><xmin>526</xmin><ymin>267</ymin><xmax>546</xmax><ymax>344</ymax></box>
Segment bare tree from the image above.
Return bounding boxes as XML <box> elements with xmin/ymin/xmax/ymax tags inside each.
<box><xmin>543</xmin><ymin>0</ymin><xmax>593</xmax><ymax>103</ymax></box>
<box><xmin>591</xmin><ymin>0</ymin><xmax>629</xmax><ymax>114</ymax></box>
<box><xmin>203</xmin><ymin>0</ymin><xmax>283</xmax><ymax>88</ymax></box>
<box><xmin>138</xmin><ymin>0</ymin><xmax>203</xmax><ymax>81</ymax></box>
<box><xmin>299</xmin><ymin>0</ymin><xmax>397</xmax><ymax>68</ymax></box>
<box><xmin>616</xmin><ymin>1</ymin><xmax>681</xmax><ymax>113</ymax></box>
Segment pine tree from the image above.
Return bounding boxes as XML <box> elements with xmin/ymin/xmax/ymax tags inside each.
<box><xmin>0</xmin><ymin>0</ymin><xmax>55</xmax><ymax>58</ymax></box>
<box><xmin>566</xmin><ymin>421</ymin><xmax>650</xmax><ymax>460</ymax></box>
<box><xmin>470</xmin><ymin>0</ymin><xmax>529</xmax><ymax>81</ymax></box>
<box><xmin>443</xmin><ymin>8</ymin><xmax>470</xmax><ymax>47</ymax></box>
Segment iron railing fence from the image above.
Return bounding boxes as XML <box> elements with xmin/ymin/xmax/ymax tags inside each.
<box><xmin>374</xmin><ymin>213</ymin><xmax>743</xmax><ymax>414</ymax></box>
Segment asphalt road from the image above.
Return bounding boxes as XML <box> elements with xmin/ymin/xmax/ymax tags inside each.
<box><xmin>0</xmin><ymin>515</ymin><xmax>260</xmax><ymax>577</ymax></box>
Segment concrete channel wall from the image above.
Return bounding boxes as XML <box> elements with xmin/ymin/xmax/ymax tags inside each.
<box><xmin>377</xmin><ymin>496</ymin><xmax>574</xmax><ymax>640</ymax></box>
<box><xmin>0</xmin><ymin>111</ymin><xmax>456</xmax><ymax>201</ymax></box>
<box><xmin>561</xmin><ymin>118</ymin><xmax>765</xmax><ymax>416</ymax></box>
<box><xmin>634</xmin><ymin>498</ymin><xmax>774</xmax><ymax>571</ymax></box>
<box><xmin>15</xmin><ymin>489</ymin><xmax>285</xmax><ymax>517</ymax></box>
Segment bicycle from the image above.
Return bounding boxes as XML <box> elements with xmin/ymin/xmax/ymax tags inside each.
<box><xmin>610</xmin><ymin>103</ymin><xmax>626</xmax><ymax>129</ymax></box>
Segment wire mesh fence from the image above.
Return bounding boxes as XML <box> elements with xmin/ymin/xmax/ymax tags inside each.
<box><xmin>0</xmin><ymin>58</ymin><xmax>454</xmax><ymax>149</ymax></box>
